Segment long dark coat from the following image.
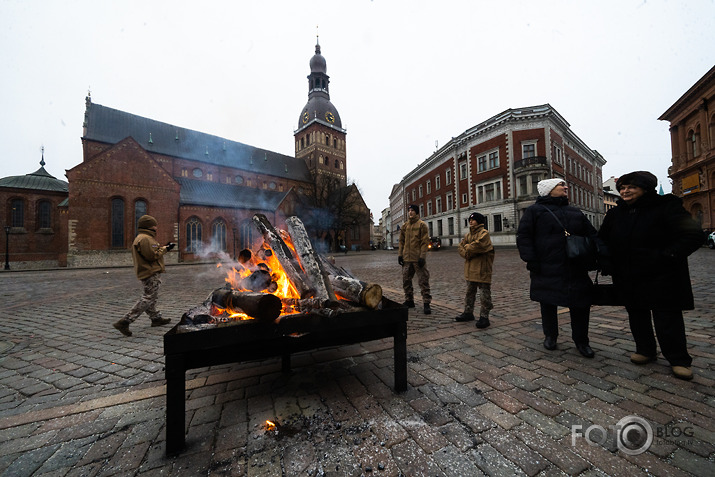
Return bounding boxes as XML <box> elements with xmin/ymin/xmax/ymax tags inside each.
<box><xmin>516</xmin><ymin>196</ymin><xmax>598</xmax><ymax>308</ymax></box>
<box><xmin>598</xmin><ymin>192</ymin><xmax>701</xmax><ymax>310</ymax></box>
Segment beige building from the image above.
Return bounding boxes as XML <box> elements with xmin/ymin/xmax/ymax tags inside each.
<box><xmin>659</xmin><ymin>65</ymin><xmax>715</xmax><ymax>232</ymax></box>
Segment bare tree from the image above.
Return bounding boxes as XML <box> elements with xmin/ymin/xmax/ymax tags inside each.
<box><xmin>298</xmin><ymin>174</ymin><xmax>370</xmax><ymax>252</ymax></box>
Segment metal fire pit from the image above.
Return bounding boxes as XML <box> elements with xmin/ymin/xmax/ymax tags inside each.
<box><xmin>163</xmin><ymin>298</ymin><xmax>408</xmax><ymax>455</ymax></box>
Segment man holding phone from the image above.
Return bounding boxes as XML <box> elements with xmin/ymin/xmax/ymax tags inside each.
<box><xmin>113</xmin><ymin>214</ymin><xmax>174</xmax><ymax>336</ymax></box>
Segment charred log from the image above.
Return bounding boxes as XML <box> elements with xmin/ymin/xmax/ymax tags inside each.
<box><xmin>211</xmin><ymin>288</ymin><xmax>283</xmax><ymax>321</ymax></box>
<box><xmin>252</xmin><ymin>214</ymin><xmax>314</xmax><ymax>298</ymax></box>
<box><xmin>285</xmin><ymin>216</ymin><xmax>337</xmax><ymax>302</ymax></box>
<box><xmin>317</xmin><ymin>255</ymin><xmax>383</xmax><ymax>309</ymax></box>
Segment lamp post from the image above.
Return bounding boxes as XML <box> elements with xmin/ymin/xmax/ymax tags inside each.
<box><xmin>4</xmin><ymin>226</ymin><xmax>10</xmax><ymax>270</ymax></box>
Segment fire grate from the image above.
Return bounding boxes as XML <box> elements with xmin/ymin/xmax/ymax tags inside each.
<box><xmin>163</xmin><ymin>297</ymin><xmax>407</xmax><ymax>455</ymax></box>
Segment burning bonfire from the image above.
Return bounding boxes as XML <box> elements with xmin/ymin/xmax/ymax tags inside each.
<box><xmin>178</xmin><ymin>214</ymin><xmax>383</xmax><ymax>331</ymax></box>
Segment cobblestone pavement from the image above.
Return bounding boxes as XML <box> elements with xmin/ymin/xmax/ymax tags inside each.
<box><xmin>0</xmin><ymin>247</ymin><xmax>713</xmax><ymax>476</ymax></box>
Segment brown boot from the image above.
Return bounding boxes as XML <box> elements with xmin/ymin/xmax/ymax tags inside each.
<box><xmin>113</xmin><ymin>319</ymin><xmax>132</xmax><ymax>337</ymax></box>
<box><xmin>151</xmin><ymin>317</ymin><xmax>172</xmax><ymax>327</ymax></box>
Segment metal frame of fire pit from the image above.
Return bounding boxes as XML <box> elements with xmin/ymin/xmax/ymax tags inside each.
<box><xmin>163</xmin><ymin>298</ymin><xmax>408</xmax><ymax>455</ymax></box>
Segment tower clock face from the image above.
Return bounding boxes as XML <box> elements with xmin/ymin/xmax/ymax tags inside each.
<box><xmin>302</xmin><ymin>111</ymin><xmax>309</xmax><ymax>124</ymax></box>
<box><xmin>325</xmin><ymin>111</ymin><xmax>335</xmax><ymax>123</ymax></box>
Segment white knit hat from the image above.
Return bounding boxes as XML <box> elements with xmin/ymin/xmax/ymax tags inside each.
<box><xmin>537</xmin><ymin>178</ymin><xmax>564</xmax><ymax>197</ymax></box>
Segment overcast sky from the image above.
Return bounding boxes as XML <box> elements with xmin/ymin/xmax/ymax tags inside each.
<box><xmin>1</xmin><ymin>0</ymin><xmax>714</xmax><ymax>221</ymax></box>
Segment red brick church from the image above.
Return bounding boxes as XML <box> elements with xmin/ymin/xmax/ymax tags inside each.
<box><xmin>1</xmin><ymin>41</ymin><xmax>371</xmax><ymax>269</ymax></box>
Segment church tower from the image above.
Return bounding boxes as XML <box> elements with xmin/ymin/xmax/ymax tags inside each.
<box><xmin>294</xmin><ymin>38</ymin><xmax>347</xmax><ymax>190</ymax></box>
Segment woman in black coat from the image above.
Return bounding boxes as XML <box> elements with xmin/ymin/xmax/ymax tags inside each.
<box><xmin>517</xmin><ymin>178</ymin><xmax>598</xmax><ymax>358</ymax></box>
<box><xmin>598</xmin><ymin>171</ymin><xmax>702</xmax><ymax>380</ymax></box>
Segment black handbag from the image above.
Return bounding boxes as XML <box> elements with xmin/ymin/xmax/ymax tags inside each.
<box><xmin>591</xmin><ymin>271</ymin><xmax>623</xmax><ymax>306</ymax></box>
<box><xmin>541</xmin><ymin>206</ymin><xmax>598</xmax><ymax>270</ymax></box>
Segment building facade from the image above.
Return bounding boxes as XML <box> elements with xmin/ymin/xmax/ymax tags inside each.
<box><xmin>2</xmin><ymin>41</ymin><xmax>371</xmax><ymax>269</ymax></box>
<box><xmin>659</xmin><ymin>65</ymin><xmax>715</xmax><ymax>232</ymax></box>
<box><xmin>390</xmin><ymin>105</ymin><xmax>606</xmax><ymax>246</ymax></box>
<box><xmin>0</xmin><ymin>153</ymin><xmax>69</xmax><ymax>268</ymax></box>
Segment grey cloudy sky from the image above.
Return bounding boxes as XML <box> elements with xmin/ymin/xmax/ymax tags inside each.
<box><xmin>1</xmin><ymin>0</ymin><xmax>714</xmax><ymax>221</ymax></box>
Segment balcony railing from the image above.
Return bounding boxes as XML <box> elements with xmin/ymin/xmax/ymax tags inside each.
<box><xmin>514</xmin><ymin>156</ymin><xmax>548</xmax><ymax>170</ymax></box>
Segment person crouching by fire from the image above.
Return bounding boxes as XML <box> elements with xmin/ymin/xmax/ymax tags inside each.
<box><xmin>113</xmin><ymin>215</ymin><xmax>174</xmax><ymax>337</ymax></box>
<box><xmin>398</xmin><ymin>204</ymin><xmax>433</xmax><ymax>315</ymax></box>
<box><xmin>455</xmin><ymin>212</ymin><xmax>495</xmax><ymax>328</ymax></box>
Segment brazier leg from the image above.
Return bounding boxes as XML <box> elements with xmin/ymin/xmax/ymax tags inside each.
<box><xmin>165</xmin><ymin>354</ymin><xmax>186</xmax><ymax>456</ymax></box>
<box><xmin>394</xmin><ymin>321</ymin><xmax>407</xmax><ymax>392</ymax></box>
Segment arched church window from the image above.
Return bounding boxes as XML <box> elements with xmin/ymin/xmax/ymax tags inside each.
<box><xmin>134</xmin><ymin>199</ymin><xmax>147</xmax><ymax>235</ymax></box>
<box><xmin>340</xmin><ymin>161</ymin><xmax>344</xmax><ymax>170</ymax></box>
<box><xmin>38</xmin><ymin>200</ymin><xmax>51</xmax><ymax>229</ymax></box>
<box><xmin>212</xmin><ymin>220</ymin><xmax>227</xmax><ymax>252</ymax></box>
<box><xmin>186</xmin><ymin>217</ymin><xmax>202</xmax><ymax>253</ymax></box>
<box><xmin>111</xmin><ymin>197</ymin><xmax>124</xmax><ymax>248</ymax></box>
<box><xmin>335</xmin><ymin>159</ymin><xmax>339</xmax><ymax>168</ymax></box>
<box><xmin>10</xmin><ymin>198</ymin><xmax>24</xmax><ymax>228</ymax></box>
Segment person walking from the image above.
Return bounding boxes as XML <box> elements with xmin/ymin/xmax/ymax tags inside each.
<box><xmin>516</xmin><ymin>178</ymin><xmax>598</xmax><ymax>358</ymax></box>
<box><xmin>456</xmin><ymin>212</ymin><xmax>495</xmax><ymax>328</ymax></box>
<box><xmin>398</xmin><ymin>204</ymin><xmax>432</xmax><ymax>314</ymax></box>
<box><xmin>598</xmin><ymin>171</ymin><xmax>702</xmax><ymax>380</ymax></box>
<box><xmin>113</xmin><ymin>215</ymin><xmax>174</xmax><ymax>336</ymax></box>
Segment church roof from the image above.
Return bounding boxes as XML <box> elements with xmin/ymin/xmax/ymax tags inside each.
<box><xmin>82</xmin><ymin>98</ymin><xmax>313</xmax><ymax>183</ymax></box>
<box><xmin>177</xmin><ymin>177</ymin><xmax>291</xmax><ymax>211</ymax></box>
<box><xmin>0</xmin><ymin>160</ymin><xmax>68</xmax><ymax>193</ymax></box>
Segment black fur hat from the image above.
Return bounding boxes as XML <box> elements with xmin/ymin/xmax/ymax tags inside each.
<box><xmin>616</xmin><ymin>171</ymin><xmax>657</xmax><ymax>192</ymax></box>
<box><xmin>468</xmin><ymin>212</ymin><xmax>485</xmax><ymax>225</ymax></box>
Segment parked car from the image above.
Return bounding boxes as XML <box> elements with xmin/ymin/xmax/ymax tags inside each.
<box><xmin>428</xmin><ymin>236</ymin><xmax>442</xmax><ymax>251</ymax></box>
<box><xmin>708</xmin><ymin>231</ymin><xmax>715</xmax><ymax>249</ymax></box>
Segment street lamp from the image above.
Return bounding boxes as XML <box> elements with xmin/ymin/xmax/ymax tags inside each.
<box><xmin>4</xmin><ymin>225</ymin><xmax>10</xmax><ymax>270</ymax></box>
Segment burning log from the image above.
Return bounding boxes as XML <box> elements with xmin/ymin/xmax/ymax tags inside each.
<box><xmin>318</xmin><ymin>255</ymin><xmax>383</xmax><ymax>309</ymax></box>
<box><xmin>252</xmin><ymin>214</ymin><xmax>314</xmax><ymax>298</ymax></box>
<box><xmin>211</xmin><ymin>288</ymin><xmax>283</xmax><ymax>321</ymax></box>
<box><xmin>284</xmin><ymin>216</ymin><xmax>337</xmax><ymax>303</ymax></box>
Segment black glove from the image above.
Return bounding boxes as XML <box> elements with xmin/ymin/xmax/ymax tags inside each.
<box><xmin>165</xmin><ymin>242</ymin><xmax>176</xmax><ymax>251</ymax></box>
<box><xmin>398</xmin><ymin>256</ymin><xmax>404</xmax><ymax>266</ymax></box>
<box><xmin>418</xmin><ymin>258</ymin><xmax>426</xmax><ymax>268</ymax></box>
<box><xmin>526</xmin><ymin>261</ymin><xmax>540</xmax><ymax>273</ymax></box>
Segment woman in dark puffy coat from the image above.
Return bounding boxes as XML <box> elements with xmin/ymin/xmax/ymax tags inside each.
<box><xmin>598</xmin><ymin>171</ymin><xmax>702</xmax><ymax>380</ymax></box>
<box><xmin>517</xmin><ymin>178</ymin><xmax>598</xmax><ymax>358</ymax></box>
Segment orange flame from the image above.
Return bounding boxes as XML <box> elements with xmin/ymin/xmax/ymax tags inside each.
<box><xmin>219</xmin><ymin>241</ymin><xmax>302</xmax><ymax>318</ymax></box>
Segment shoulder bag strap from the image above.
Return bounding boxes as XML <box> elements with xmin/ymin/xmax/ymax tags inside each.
<box><xmin>540</xmin><ymin>205</ymin><xmax>570</xmax><ymax>237</ymax></box>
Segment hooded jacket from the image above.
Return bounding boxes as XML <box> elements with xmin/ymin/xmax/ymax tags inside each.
<box><xmin>598</xmin><ymin>192</ymin><xmax>701</xmax><ymax>310</ymax></box>
<box><xmin>458</xmin><ymin>223</ymin><xmax>495</xmax><ymax>283</ymax></box>
<box><xmin>516</xmin><ymin>195</ymin><xmax>598</xmax><ymax>308</ymax></box>
<box><xmin>132</xmin><ymin>227</ymin><xmax>167</xmax><ymax>280</ymax></box>
<box><xmin>398</xmin><ymin>215</ymin><xmax>429</xmax><ymax>262</ymax></box>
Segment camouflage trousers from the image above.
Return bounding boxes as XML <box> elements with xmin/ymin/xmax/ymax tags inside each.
<box><xmin>402</xmin><ymin>262</ymin><xmax>432</xmax><ymax>304</ymax></box>
<box><xmin>464</xmin><ymin>281</ymin><xmax>493</xmax><ymax>318</ymax></box>
<box><xmin>123</xmin><ymin>274</ymin><xmax>163</xmax><ymax>323</ymax></box>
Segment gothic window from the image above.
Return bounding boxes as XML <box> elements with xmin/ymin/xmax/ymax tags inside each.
<box><xmin>212</xmin><ymin>220</ymin><xmax>227</xmax><ymax>251</ymax></box>
<box><xmin>111</xmin><ymin>197</ymin><xmax>124</xmax><ymax>248</ymax></box>
<box><xmin>134</xmin><ymin>200</ymin><xmax>147</xmax><ymax>236</ymax></box>
<box><xmin>240</xmin><ymin>219</ymin><xmax>256</xmax><ymax>250</ymax></box>
<box><xmin>334</xmin><ymin>159</ymin><xmax>339</xmax><ymax>168</ymax></box>
<box><xmin>38</xmin><ymin>200</ymin><xmax>51</xmax><ymax>229</ymax></box>
<box><xmin>186</xmin><ymin>217</ymin><xmax>202</xmax><ymax>253</ymax></box>
<box><xmin>10</xmin><ymin>198</ymin><xmax>23</xmax><ymax>228</ymax></box>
